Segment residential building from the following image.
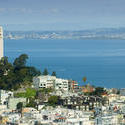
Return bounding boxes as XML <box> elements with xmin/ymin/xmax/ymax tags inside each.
<box><xmin>33</xmin><ymin>75</ymin><xmax>56</xmax><ymax>89</ymax></box>
<box><xmin>54</xmin><ymin>78</ymin><xmax>69</xmax><ymax>91</ymax></box>
<box><xmin>62</xmin><ymin>96</ymin><xmax>103</xmax><ymax>111</ymax></box>
<box><xmin>33</xmin><ymin>75</ymin><xmax>69</xmax><ymax>92</ymax></box>
<box><xmin>7</xmin><ymin>97</ymin><xmax>26</xmax><ymax>110</ymax></box>
<box><xmin>82</xmin><ymin>84</ymin><xmax>95</xmax><ymax>93</ymax></box>
<box><xmin>68</xmin><ymin>80</ymin><xmax>79</xmax><ymax>92</ymax></box>
<box><xmin>95</xmin><ymin>114</ymin><xmax>119</xmax><ymax>125</ymax></box>
<box><xmin>120</xmin><ymin>88</ymin><xmax>125</xmax><ymax>96</ymax></box>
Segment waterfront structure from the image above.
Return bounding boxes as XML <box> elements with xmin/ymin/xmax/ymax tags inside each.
<box><xmin>0</xmin><ymin>26</ymin><xmax>3</xmax><ymax>59</ymax></box>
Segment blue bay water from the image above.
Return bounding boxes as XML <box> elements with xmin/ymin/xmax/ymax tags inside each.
<box><xmin>4</xmin><ymin>39</ymin><xmax>125</xmax><ymax>88</ymax></box>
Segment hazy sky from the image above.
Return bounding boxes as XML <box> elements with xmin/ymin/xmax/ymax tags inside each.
<box><xmin>0</xmin><ymin>0</ymin><xmax>125</xmax><ymax>30</ymax></box>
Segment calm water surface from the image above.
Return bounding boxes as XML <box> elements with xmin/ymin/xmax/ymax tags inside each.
<box><xmin>4</xmin><ymin>39</ymin><xmax>125</xmax><ymax>88</ymax></box>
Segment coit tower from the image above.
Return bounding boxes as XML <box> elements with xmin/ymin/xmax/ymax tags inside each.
<box><xmin>0</xmin><ymin>26</ymin><xmax>3</xmax><ymax>60</ymax></box>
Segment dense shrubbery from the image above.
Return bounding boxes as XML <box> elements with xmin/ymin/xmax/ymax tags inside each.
<box><xmin>14</xmin><ymin>88</ymin><xmax>37</xmax><ymax>98</ymax></box>
<box><xmin>48</xmin><ymin>95</ymin><xmax>59</xmax><ymax>106</ymax></box>
<box><xmin>0</xmin><ymin>54</ymin><xmax>41</xmax><ymax>90</ymax></box>
<box><xmin>15</xmin><ymin>87</ymin><xmax>54</xmax><ymax>108</ymax></box>
<box><xmin>84</xmin><ymin>87</ymin><xmax>107</xmax><ymax>96</ymax></box>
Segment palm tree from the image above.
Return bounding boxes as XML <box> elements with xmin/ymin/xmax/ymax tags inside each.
<box><xmin>83</xmin><ymin>77</ymin><xmax>87</xmax><ymax>83</ymax></box>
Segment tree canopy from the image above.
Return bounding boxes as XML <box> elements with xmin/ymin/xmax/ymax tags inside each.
<box><xmin>17</xmin><ymin>102</ymin><xmax>23</xmax><ymax>110</ymax></box>
<box><xmin>43</xmin><ymin>68</ymin><xmax>49</xmax><ymax>75</ymax></box>
<box><xmin>51</xmin><ymin>71</ymin><xmax>56</xmax><ymax>77</ymax></box>
<box><xmin>48</xmin><ymin>95</ymin><xmax>59</xmax><ymax>106</ymax></box>
<box><xmin>13</xmin><ymin>54</ymin><xmax>28</xmax><ymax>68</ymax></box>
<box><xmin>0</xmin><ymin>54</ymin><xmax>41</xmax><ymax>90</ymax></box>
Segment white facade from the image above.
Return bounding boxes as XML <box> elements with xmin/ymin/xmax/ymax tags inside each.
<box><xmin>54</xmin><ymin>78</ymin><xmax>69</xmax><ymax>91</ymax></box>
<box><xmin>33</xmin><ymin>75</ymin><xmax>56</xmax><ymax>89</ymax></box>
<box><xmin>33</xmin><ymin>75</ymin><xmax>69</xmax><ymax>91</ymax></box>
<box><xmin>0</xmin><ymin>90</ymin><xmax>13</xmax><ymax>105</ymax></box>
<box><xmin>0</xmin><ymin>26</ymin><xmax>3</xmax><ymax>59</ymax></box>
<box><xmin>8</xmin><ymin>97</ymin><xmax>26</xmax><ymax>110</ymax></box>
<box><xmin>95</xmin><ymin>114</ymin><xmax>118</xmax><ymax>125</ymax></box>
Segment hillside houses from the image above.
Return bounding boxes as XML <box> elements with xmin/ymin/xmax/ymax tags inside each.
<box><xmin>1</xmin><ymin>75</ymin><xmax>125</xmax><ymax>124</ymax></box>
<box><xmin>62</xmin><ymin>96</ymin><xmax>103</xmax><ymax>111</ymax></box>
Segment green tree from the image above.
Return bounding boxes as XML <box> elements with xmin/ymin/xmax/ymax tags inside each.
<box><xmin>39</xmin><ymin>88</ymin><xmax>53</xmax><ymax>94</ymax></box>
<box><xmin>43</xmin><ymin>68</ymin><xmax>49</xmax><ymax>75</ymax></box>
<box><xmin>52</xmin><ymin>71</ymin><xmax>56</xmax><ymax>77</ymax></box>
<box><xmin>26</xmin><ymin>97</ymin><xmax>36</xmax><ymax>108</ymax></box>
<box><xmin>0</xmin><ymin>54</ymin><xmax>41</xmax><ymax>90</ymax></box>
<box><xmin>93</xmin><ymin>87</ymin><xmax>106</xmax><ymax>96</ymax></box>
<box><xmin>16</xmin><ymin>102</ymin><xmax>23</xmax><ymax>114</ymax></box>
<box><xmin>17</xmin><ymin>102</ymin><xmax>23</xmax><ymax>110</ymax></box>
<box><xmin>0</xmin><ymin>56</ymin><xmax>9</xmax><ymax>65</ymax></box>
<box><xmin>25</xmin><ymin>88</ymin><xmax>36</xmax><ymax>98</ymax></box>
<box><xmin>48</xmin><ymin>96</ymin><xmax>58</xmax><ymax>106</ymax></box>
<box><xmin>0</xmin><ymin>57</ymin><xmax>14</xmax><ymax>90</ymax></box>
<box><xmin>27</xmin><ymin>67</ymin><xmax>41</xmax><ymax>77</ymax></box>
<box><xmin>13</xmin><ymin>54</ymin><xmax>28</xmax><ymax>69</ymax></box>
<box><xmin>0</xmin><ymin>57</ymin><xmax>13</xmax><ymax>77</ymax></box>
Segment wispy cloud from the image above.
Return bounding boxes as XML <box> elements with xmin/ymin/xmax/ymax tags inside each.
<box><xmin>0</xmin><ymin>8</ymin><xmax>33</xmax><ymax>14</ymax></box>
<box><xmin>0</xmin><ymin>7</ymin><xmax>59</xmax><ymax>15</ymax></box>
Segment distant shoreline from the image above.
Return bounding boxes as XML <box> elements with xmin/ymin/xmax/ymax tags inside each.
<box><xmin>3</xmin><ymin>28</ymin><xmax>125</xmax><ymax>40</ymax></box>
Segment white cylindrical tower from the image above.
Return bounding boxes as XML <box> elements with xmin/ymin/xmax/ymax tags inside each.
<box><xmin>0</xmin><ymin>26</ymin><xmax>3</xmax><ymax>60</ymax></box>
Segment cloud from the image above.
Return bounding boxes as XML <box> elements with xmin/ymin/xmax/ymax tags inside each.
<box><xmin>0</xmin><ymin>7</ymin><xmax>33</xmax><ymax>14</ymax></box>
<box><xmin>0</xmin><ymin>7</ymin><xmax>59</xmax><ymax>15</ymax></box>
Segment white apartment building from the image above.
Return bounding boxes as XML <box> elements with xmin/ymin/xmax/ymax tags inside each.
<box><xmin>33</xmin><ymin>75</ymin><xmax>69</xmax><ymax>91</ymax></box>
<box><xmin>33</xmin><ymin>75</ymin><xmax>56</xmax><ymax>89</ymax></box>
<box><xmin>0</xmin><ymin>26</ymin><xmax>3</xmax><ymax>60</ymax></box>
<box><xmin>54</xmin><ymin>78</ymin><xmax>69</xmax><ymax>91</ymax></box>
